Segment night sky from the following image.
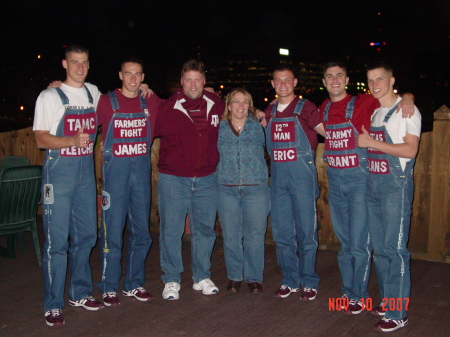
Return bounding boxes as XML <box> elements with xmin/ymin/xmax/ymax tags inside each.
<box><xmin>1</xmin><ymin>0</ymin><xmax>449</xmax><ymax>126</ymax></box>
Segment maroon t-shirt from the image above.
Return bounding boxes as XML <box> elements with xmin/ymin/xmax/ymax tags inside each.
<box><xmin>97</xmin><ymin>88</ymin><xmax>163</xmax><ymax>139</ymax></box>
<box><xmin>318</xmin><ymin>93</ymin><xmax>379</xmax><ymax>134</ymax></box>
<box><xmin>265</xmin><ymin>97</ymin><xmax>322</xmax><ymax>150</ymax></box>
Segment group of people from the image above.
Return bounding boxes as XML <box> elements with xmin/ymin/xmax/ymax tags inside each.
<box><xmin>33</xmin><ymin>45</ymin><xmax>421</xmax><ymax>333</ymax></box>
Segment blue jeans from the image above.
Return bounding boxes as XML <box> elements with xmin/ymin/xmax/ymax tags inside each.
<box><xmin>270</xmin><ymin>157</ymin><xmax>320</xmax><ymax>290</ymax></box>
<box><xmin>367</xmin><ymin>171</ymin><xmax>413</xmax><ymax>320</ymax></box>
<box><xmin>98</xmin><ymin>155</ymin><xmax>152</xmax><ymax>293</ymax></box>
<box><xmin>42</xmin><ymin>155</ymin><xmax>97</xmax><ymax>312</ymax></box>
<box><xmin>158</xmin><ymin>172</ymin><xmax>218</xmax><ymax>284</ymax></box>
<box><xmin>327</xmin><ymin>165</ymin><xmax>371</xmax><ymax>300</ymax></box>
<box><xmin>218</xmin><ymin>184</ymin><xmax>270</xmax><ymax>283</ymax></box>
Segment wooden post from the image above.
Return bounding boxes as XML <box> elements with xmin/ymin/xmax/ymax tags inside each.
<box><xmin>427</xmin><ymin>105</ymin><xmax>450</xmax><ymax>262</ymax></box>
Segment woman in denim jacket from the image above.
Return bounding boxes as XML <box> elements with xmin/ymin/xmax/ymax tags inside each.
<box><xmin>217</xmin><ymin>88</ymin><xmax>270</xmax><ymax>293</ymax></box>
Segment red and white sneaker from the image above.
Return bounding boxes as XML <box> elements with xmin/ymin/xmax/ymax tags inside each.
<box><xmin>374</xmin><ymin>316</ymin><xmax>408</xmax><ymax>332</ymax></box>
<box><xmin>123</xmin><ymin>287</ymin><xmax>154</xmax><ymax>301</ymax></box>
<box><xmin>103</xmin><ymin>292</ymin><xmax>120</xmax><ymax>307</ymax></box>
<box><xmin>372</xmin><ymin>304</ymin><xmax>387</xmax><ymax>316</ymax></box>
<box><xmin>274</xmin><ymin>285</ymin><xmax>300</xmax><ymax>298</ymax></box>
<box><xmin>300</xmin><ymin>287</ymin><xmax>317</xmax><ymax>301</ymax></box>
<box><xmin>343</xmin><ymin>299</ymin><xmax>363</xmax><ymax>315</ymax></box>
<box><xmin>69</xmin><ymin>296</ymin><xmax>104</xmax><ymax>311</ymax></box>
<box><xmin>45</xmin><ymin>309</ymin><xmax>65</xmax><ymax>327</ymax></box>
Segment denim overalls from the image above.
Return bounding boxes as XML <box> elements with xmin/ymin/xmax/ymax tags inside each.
<box><xmin>266</xmin><ymin>99</ymin><xmax>320</xmax><ymax>290</ymax></box>
<box><xmin>367</xmin><ymin>103</ymin><xmax>413</xmax><ymax>320</ymax></box>
<box><xmin>323</xmin><ymin>97</ymin><xmax>371</xmax><ymax>300</ymax></box>
<box><xmin>42</xmin><ymin>86</ymin><xmax>97</xmax><ymax>312</ymax></box>
<box><xmin>98</xmin><ymin>91</ymin><xmax>152</xmax><ymax>294</ymax></box>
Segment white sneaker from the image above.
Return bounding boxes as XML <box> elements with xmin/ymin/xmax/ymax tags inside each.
<box><xmin>162</xmin><ymin>282</ymin><xmax>180</xmax><ymax>300</ymax></box>
<box><xmin>192</xmin><ymin>278</ymin><xmax>219</xmax><ymax>295</ymax></box>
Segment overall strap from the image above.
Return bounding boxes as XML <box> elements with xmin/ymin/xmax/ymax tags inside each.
<box><xmin>138</xmin><ymin>91</ymin><xmax>147</xmax><ymax>110</ymax></box>
<box><xmin>345</xmin><ymin>96</ymin><xmax>356</xmax><ymax>119</ymax></box>
<box><xmin>55</xmin><ymin>87</ymin><xmax>69</xmax><ymax>105</ymax></box>
<box><xmin>323</xmin><ymin>101</ymin><xmax>332</xmax><ymax>122</ymax></box>
<box><xmin>108</xmin><ymin>91</ymin><xmax>120</xmax><ymax>110</ymax></box>
<box><xmin>84</xmin><ymin>85</ymin><xmax>94</xmax><ymax>104</ymax></box>
<box><xmin>383</xmin><ymin>102</ymin><xmax>400</xmax><ymax>123</ymax></box>
<box><xmin>293</xmin><ymin>99</ymin><xmax>307</xmax><ymax>116</ymax></box>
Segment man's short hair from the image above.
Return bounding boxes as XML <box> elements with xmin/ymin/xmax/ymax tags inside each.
<box><xmin>273</xmin><ymin>65</ymin><xmax>295</xmax><ymax>75</ymax></box>
<box><xmin>181</xmin><ymin>60</ymin><xmax>205</xmax><ymax>77</ymax></box>
<box><xmin>366</xmin><ymin>61</ymin><xmax>394</xmax><ymax>76</ymax></box>
<box><xmin>323</xmin><ymin>61</ymin><xmax>348</xmax><ymax>77</ymax></box>
<box><xmin>65</xmin><ymin>44</ymin><xmax>89</xmax><ymax>58</ymax></box>
<box><xmin>121</xmin><ymin>56</ymin><xmax>144</xmax><ymax>72</ymax></box>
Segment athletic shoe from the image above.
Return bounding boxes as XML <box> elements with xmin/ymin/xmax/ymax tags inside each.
<box><xmin>193</xmin><ymin>278</ymin><xmax>219</xmax><ymax>295</ymax></box>
<box><xmin>123</xmin><ymin>287</ymin><xmax>153</xmax><ymax>301</ymax></box>
<box><xmin>300</xmin><ymin>287</ymin><xmax>317</xmax><ymax>301</ymax></box>
<box><xmin>274</xmin><ymin>285</ymin><xmax>300</xmax><ymax>298</ymax></box>
<box><xmin>68</xmin><ymin>296</ymin><xmax>104</xmax><ymax>311</ymax></box>
<box><xmin>45</xmin><ymin>309</ymin><xmax>64</xmax><ymax>327</ymax></box>
<box><xmin>162</xmin><ymin>282</ymin><xmax>180</xmax><ymax>300</ymax></box>
<box><xmin>372</xmin><ymin>304</ymin><xmax>387</xmax><ymax>316</ymax></box>
<box><xmin>343</xmin><ymin>299</ymin><xmax>363</xmax><ymax>315</ymax></box>
<box><xmin>374</xmin><ymin>316</ymin><xmax>408</xmax><ymax>332</ymax></box>
<box><xmin>103</xmin><ymin>292</ymin><xmax>120</xmax><ymax>307</ymax></box>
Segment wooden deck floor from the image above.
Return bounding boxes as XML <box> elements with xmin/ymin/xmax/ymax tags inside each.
<box><xmin>1</xmin><ymin>222</ymin><xmax>450</xmax><ymax>337</ymax></box>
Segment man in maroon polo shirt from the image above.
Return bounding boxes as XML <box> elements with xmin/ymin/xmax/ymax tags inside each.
<box><xmin>155</xmin><ymin>60</ymin><xmax>225</xmax><ymax>300</ymax></box>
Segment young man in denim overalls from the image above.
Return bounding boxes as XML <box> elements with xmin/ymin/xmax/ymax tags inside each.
<box><xmin>264</xmin><ymin>67</ymin><xmax>325</xmax><ymax>301</ymax></box>
<box><xmin>96</xmin><ymin>57</ymin><xmax>163</xmax><ymax>306</ymax></box>
<box><xmin>34</xmin><ymin>45</ymin><xmax>103</xmax><ymax>327</ymax></box>
<box><xmin>357</xmin><ymin>62</ymin><xmax>421</xmax><ymax>332</ymax></box>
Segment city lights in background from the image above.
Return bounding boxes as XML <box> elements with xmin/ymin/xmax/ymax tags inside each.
<box><xmin>279</xmin><ymin>48</ymin><xmax>289</xmax><ymax>56</ymax></box>
<box><xmin>20</xmin><ymin>106</ymin><xmax>24</xmax><ymax>111</ymax></box>
<box><xmin>37</xmin><ymin>55</ymin><xmax>41</xmax><ymax>59</ymax></box>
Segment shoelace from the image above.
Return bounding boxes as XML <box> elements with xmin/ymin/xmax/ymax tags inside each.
<box><xmin>166</xmin><ymin>282</ymin><xmax>177</xmax><ymax>289</ymax></box>
<box><xmin>104</xmin><ymin>292</ymin><xmax>116</xmax><ymax>298</ymax></box>
<box><xmin>48</xmin><ymin>309</ymin><xmax>62</xmax><ymax>316</ymax></box>
<box><xmin>80</xmin><ymin>296</ymin><xmax>96</xmax><ymax>304</ymax></box>
<box><xmin>134</xmin><ymin>287</ymin><xmax>145</xmax><ymax>293</ymax></box>
<box><xmin>381</xmin><ymin>317</ymin><xmax>405</xmax><ymax>324</ymax></box>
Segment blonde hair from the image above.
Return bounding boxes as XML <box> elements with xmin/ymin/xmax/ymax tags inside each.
<box><xmin>223</xmin><ymin>88</ymin><xmax>256</xmax><ymax>121</ymax></box>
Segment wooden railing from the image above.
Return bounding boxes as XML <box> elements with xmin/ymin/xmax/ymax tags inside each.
<box><xmin>1</xmin><ymin>105</ymin><xmax>449</xmax><ymax>262</ymax></box>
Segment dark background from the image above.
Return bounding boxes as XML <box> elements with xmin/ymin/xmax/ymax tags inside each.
<box><xmin>1</xmin><ymin>0</ymin><xmax>449</xmax><ymax>131</ymax></box>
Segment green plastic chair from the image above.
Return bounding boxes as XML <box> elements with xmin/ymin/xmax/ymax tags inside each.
<box><xmin>0</xmin><ymin>156</ymin><xmax>30</xmax><ymax>173</ymax></box>
<box><xmin>0</xmin><ymin>165</ymin><xmax>43</xmax><ymax>266</ymax></box>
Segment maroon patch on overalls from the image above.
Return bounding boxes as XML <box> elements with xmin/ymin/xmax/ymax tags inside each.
<box><xmin>273</xmin><ymin>148</ymin><xmax>297</xmax><ymax>162</ymax></box>
<box><xmin>113</xmin><ymin>117</ymin><xmax>148</xmax><ymax>139</ymax></box>
<box><xmin>113</xmin><ymin>142</ymin><xmax>147</xmax><ymax>157</ymax></box>
<box><xmin>326</xmin><ymin>154</ymin><xmax>359</xmax><ymax>168</ymax></box>
<box><xmin>325</xmin><ymin>127</ymin><xmax>355</xmax><ymax>151</ymax></box>
<box><xmin>271</xmin><ymin>121</ymin><xmax>296</xmax><ymax>142</ymax></box>
<box><xmin>368</xmin><ymin>158</ymin><xmax>390</xmax><ymax>174</ymax></box>
<box><xmin>64</xmin><ymin>112</ymin><xmax>96</xmax><ymax>135</ymax></box>
<box><xmin>368</xmin><ymin>131</ymin><xmax>386</xmax><ymax>154</ymax></box>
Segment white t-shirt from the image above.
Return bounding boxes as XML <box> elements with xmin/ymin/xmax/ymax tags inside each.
<box><xmin>33</xmin><ymin>83</ymin><xmax>100</xmax><ymax>135</ymax></box>
<box><xmin>371</xmin><ymin>96</ymin><xmax>421</xmax><ymax>171</ymax></box>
